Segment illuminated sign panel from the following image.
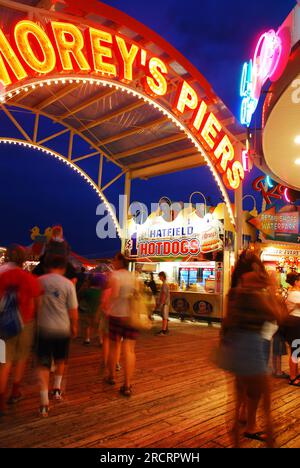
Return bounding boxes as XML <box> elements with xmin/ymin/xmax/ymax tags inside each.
<box><xmin>127</xmin><ymin>210</ymin><xmax>224</xmax><ymax>258</ymax></box>
<box><xmin>0</xmin><ymin>19</ymin><xmax>243</xmax><ymax>190</ymax></box>
<box><xmin>240</xmin><ymin>28</ymin><xmax>291</xmax><ymax>127</ymax></box>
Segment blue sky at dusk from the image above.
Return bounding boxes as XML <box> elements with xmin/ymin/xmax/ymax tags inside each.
<box><xmin>0</xmin><ymin>0</ymin><xmax>296</xmax><ymax>257</ymax></box>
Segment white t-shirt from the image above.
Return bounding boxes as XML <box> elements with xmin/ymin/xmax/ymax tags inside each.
<box><xmin>288</xmin><ymin>290</ymin><xmax>300</xmax><ymax>317</ymax></box>
<box><xmin>109</xmin><ymin>269</ymin><xmax>135</xmax><ymax>318</ymax></box>
<box><xmin>38</xmin><ymin>273</ymin><xmax>78</xmax><ymax>337</ymax></box>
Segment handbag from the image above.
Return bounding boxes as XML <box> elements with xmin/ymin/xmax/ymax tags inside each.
<box><xmin>0</xmin><ymin>287</ymin><xmax>24</xmax><ymax>340</ymax></box>
<box><xmin>126</xmin><ymin>291</ymin><xmax>152</xmax><ymax>331</ymax></box>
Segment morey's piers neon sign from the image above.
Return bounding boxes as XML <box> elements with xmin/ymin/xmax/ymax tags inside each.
<box><xmin>0</xmin><ymin>19</ymin><xmax>244</xmax><ymax>190</ymax></box>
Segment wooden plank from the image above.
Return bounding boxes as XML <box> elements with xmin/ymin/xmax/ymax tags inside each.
<box><xmin>0</xmin><ymin>321</ymin><xmax>300</xmax><ymax>448</ymax></box>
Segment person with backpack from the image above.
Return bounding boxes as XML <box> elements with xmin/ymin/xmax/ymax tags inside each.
<box><xmin>36</xmin><ymin>254</ymin><xmax>78</xmax><ymax>417</ymax></box>
<box><xmin>0</xmin><ymin>245</ymin><xmax>41</xmax><ymax>416</ymax></box>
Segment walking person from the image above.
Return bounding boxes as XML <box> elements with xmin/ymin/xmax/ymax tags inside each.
<box><xmin>219</xmin><ymin>251</ymin><xmax>282</xmax><ymax>447</ymax></box>
<box><xmin>36</xmin><ymin>254</ymin><xmax>78</xmax><ymax>417</ymax></box>
<box><xmin>0</xmin><ymin>245</ymin><xmax>41</xmax><ymax>416</ymax></box>
<box><xmin>106</xmin><ymin>253</ymin><xmax>137</xmax><ymax>396</ymax></box>
<box><xmin>281</xmin><ymin>272</ymin><xmax>300</xmax><ymax>386</ymax></box>
<box><xmin>156</xmin><ymin>272</ymin><xmax>170</xmax><ymax>335</ymax></box>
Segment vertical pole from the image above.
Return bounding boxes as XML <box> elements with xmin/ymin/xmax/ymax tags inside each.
<box><xmin>121</xmin><ymin>172</ymin><xmax>131</xmax><ymax>253</ymax></box>
<box><xmin>98</xmin><ymin>154</ymin><xmax>103</xmax><ymax>188</ymax></box>
<box><xmin>234</xmin><ymin>143</ymin><xmax>244</xmax><ymax>261</ymax></box>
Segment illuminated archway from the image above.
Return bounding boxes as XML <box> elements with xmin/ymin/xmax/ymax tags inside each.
<box><xmin>0</xmin><ymin>0</ymin><xmax>246</xmax><ymax>235</ymax></box>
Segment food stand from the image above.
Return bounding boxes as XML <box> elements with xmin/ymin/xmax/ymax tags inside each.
<box><xmin>126</xmin><ymin>202</ymin><xmax>239</xmax><ymax>322</ymax></box>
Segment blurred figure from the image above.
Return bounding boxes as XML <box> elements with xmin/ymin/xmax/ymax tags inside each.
<box><xmin>45</xmin><ymin>225</ymin><xmax>70</xmax><ymax>258</ymax></box>
<box><xmin>78</xmin><ymin>274</ymin><xmax>102</xmax><ymax>345</ymax></box>
<box><xmin>106</xmin><ymin>253</ymin><xmax>137</xmax><ymax>396</ymax></box>
<box><xmin>156</xmin><ymin>272</ymin><xmax>170</xmax><ymax>335</ymax></box>
<box><xmin>281</xmin><ymin>272</ymin><xmax>300</xmax><ymax>386</ymax></box>
<box><xmin>76</xmin><ymin>267</ymin><xmax>86</xmax><ymax>293</ymax></box>
<box><xmin>221</xmin><ymin>251</ymin><xmax>282</xmax><ymax>447</ymax></box>
<box><xmin>36</xmin><ymin>255</ymin><xmax>78</xmax><ymax>417</ymax></box>
<box><xmin>0</xmin><ymin>245</ymin><xmax>41</xmax><ymax>416</ymax></box>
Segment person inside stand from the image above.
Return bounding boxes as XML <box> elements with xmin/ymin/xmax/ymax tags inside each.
<box><xmin>145</xmin><ymin>273</ymin><xmax>158</xmax><ymax>321</ymax></box>
<box><xmin>156</xmin><ymin>272</ymin><xmax>170</xmax><ymax>336</ymax></box>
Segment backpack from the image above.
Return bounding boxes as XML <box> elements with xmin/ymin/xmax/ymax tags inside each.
<box><xmin>0</xmin><ymin>287</ymin><xmax>24</xmax><ymax>340</ymax></box>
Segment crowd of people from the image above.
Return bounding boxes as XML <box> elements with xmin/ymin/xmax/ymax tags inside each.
<box><xmin>0</xmin><ymin>227</ymin><xmax>171</xmax><ymax>417</ymax></box>
<box><xmin>1</xmin><ymin>229</ymin><xmax>300</xmax><ymax>448</ymax></box>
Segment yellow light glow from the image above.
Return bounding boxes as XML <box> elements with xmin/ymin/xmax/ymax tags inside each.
<box><xmin>115</xmin><ymin>36</ymin><xmax>139</xmax><ymax>82</ymax></box>
<box><xmin>214</xmin><ymin>135</ymin><xmax>234</xmax><ymax>172</ymax></box>
<box><xmin>145</xmin><ymin>57</ymin><xmax>168</xmax><ymax>96</ymax></box>
<box><xmin>200</xmin><ymin>113</ymin><xmax>222</xmax><ymax>149</ymax></box>
<box><xmin>3</xmin><ymin>76</ymin><xmax>237</xmax><ymax>225</ymax></box>
<box><xmin>192</xmin><ymin>100</ymin><xmax>207</xmax><ymax>131</ymax></box>
<box><xmin>14</xmin><ymin>20</ymin><xmax>56</xmax><ymax>75</ymax></box>
<box><xmin>89</xmin><ymin>28</ymin><xmax>116</xmax><ymax>76</ymax></box>
<box><xmin>51</xmin><ymin>21</ymin><xmax>90</xmax><ymax>72</ymax></box>
<box><xmin>225</xmin><ymin>161</ymin><xmax>245</xmax><ymax>190</ymax></box>
<box><xmin>0</xmin><ymin>28</ymin><xmax>27</xmax><ymax>86</ymax></box>
<box><xmin>175</xmin><ymin>81</ymin><xmax>198</xmax><ymax>114</ymax></box>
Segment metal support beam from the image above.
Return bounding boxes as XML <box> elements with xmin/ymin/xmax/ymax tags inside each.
<box><xmin>78</xmin><ymin>101</ymin><xmax>144</xmax><ymax>133</ymax></box>
<box><xmin>68</xmin><ymin>131</ymin><xmax>73</xmax><ymax>160</ymax></box>
<box><xmin>131</xmin><ymin>154</ymin><xmax>204</xmax><ymax>179</ymax></box>
<box><xmin>33</xmin><ymin>114</ymin><xmax>39</xmax><ymax>143</ymax></box>
<box><xmin>121</xmin><ymin>172</ymin><xmax>131</xmax><ymax>252</ymax></box>
<box><xmin>1</xmin><ymin>105</ymin><xmax>32</xmax><ymax>142</ymax></box>
<box><xmin>101</xmin><ymin>171</ymin><xmax>126</xmax><ymax>192</ymax></box>
<box><xmin>234</xmin><ymin>143</ymin><xmax>244</xmax><ymax>261</ymax></box>
<box><xmin>37</xmin><ymin>128</ymin><xmax>69</xmax><ymax>145</ymax></box>
<box><xmin>100</xmin><ymin>116</ymin><xmax>168</xmax><ymax>146</ymax></box>
<box><xmin>115</xmin><ymin>133</ymin><xmax>186</xmax><ymax>160</ymax></box>
<box><xmin>59</xmin><ymin>89</ymin><xmax>116</xmax><ymax>119</ymax></box>
<box><xmin>128</xmin><ymin>147</ymin><xmax>198</xmax><ymax>170</ymax></box>
<box><xmin>36</xmin><ymin>83</ymin><xmax>81</xmax><ymax>110</ymax></box>
<box><xmin>98</xmin><ymin>154</ymin><xmax>103</xmax><ymax>188</ymax></box>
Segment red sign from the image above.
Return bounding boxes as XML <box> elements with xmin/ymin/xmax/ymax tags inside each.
<box><xmin>249</xmin><ymin>207</ymin><xmax>299</xmax><ymax>238</ymax></box>
<box><xmin>0</xmin><ymin>19</ymin><xmax>244</xmax><ymax>190</ymax></box>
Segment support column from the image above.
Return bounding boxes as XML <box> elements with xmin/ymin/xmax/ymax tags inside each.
<box><xmin>121</xmin><ymin>172</ymin><xmax>131</xmax><ymax>253</ymax></box>
<box><xmin>234</xmin><ymin>144</ymin><xmax>244</xmax><ymax>261</ymax></box>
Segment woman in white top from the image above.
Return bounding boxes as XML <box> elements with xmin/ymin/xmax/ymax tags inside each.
<box><xmin>283</xmin><ymin>272</ymin><xmax>300</xmax><ymax>386</ymax></box>
<box><xmin>106</xmin><ymin>253</ymin><xmax>137</xmax><ymax>396</ymax></box>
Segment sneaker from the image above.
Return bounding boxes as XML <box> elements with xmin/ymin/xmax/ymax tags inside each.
<box><xmin>7</xmin><ymin>392</ymin><xmax>23</xmax><ymax>405</ymax></box>
<box><xmin>83</xmin><ymin>340</ymin><xmax>90</xmax><ymax>346</ymax></box>
<box><xmin>39</xmin><ymin>405</ymin><xmax>49</xmax><ymax>417</ymax></box>
<box><xmin>156</xmin><ymin>330</ymin><xmax>166</xmax><ymax>336</ymax></box>
<box><xmin>116</xmin><ymin>363</ymin><xmax>122</xmax><ymax>372</ymax></box>
<box><xmin>51</xmin><ymin>389</ymin><xmax>63</xmax><ymax>401</ymax></box>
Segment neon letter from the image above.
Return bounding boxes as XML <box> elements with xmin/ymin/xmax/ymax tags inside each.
<box><xmin>144</xmin><ymin>57</ymin><xmax>168</xmax><ymax>97</ymax></box>
<box><xmin>114</xmin><ymin>36</ymin><xmax>139</xmax><ymax>82</ymax></box>
<box><xmin>214</xmin><ymin>135</ymin><xmax>235</xmax><ymax>172</ymax></box>
<box><xmin>200</xmin><ymin>113</ymin><xmax>222</xmax><ymax>149</ymax></box>
<box><xmin>14</xmin><ymin>20</ymin><xmax>56</xmax><ymax>74</ymax></box>
<box><xmin>224</xmin><ymin>161</ymin><xmax>244</xmax><ymax>190</ymax></box>
<box><xmin>51</xmin><ymin>21</ymin><xmax>90</xmax><ymax>72</ymax></box>
<box><xmin>89</xmin><ymin>28</ymin><xmax>116</xmax><ymax>76</ymax></box>
<box><xmin>175</xmin><ymin>81</ymin><xmax>198</xmax><ymax>114</ymax></box>
<box><xmin>0</xmin><ymin>28</ymin><xmax>27</xmax><ymax>86</ymax></box>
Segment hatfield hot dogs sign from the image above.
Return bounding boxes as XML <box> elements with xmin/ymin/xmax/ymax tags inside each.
<box><xmin>0</xmin><ymin>19</ymin><xmax>243</xmax><ymax>190</ymax></box>
<box><xmin>129</xmin><ymin>210</ymin><xmax>224</xmax><ymax>258</ymax></box>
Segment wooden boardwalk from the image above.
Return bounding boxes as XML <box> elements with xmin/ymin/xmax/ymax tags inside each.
<box><xmin>0</xmin><ymin>319</ymin><xmax>300</xmax><ymax>448</ymax></box>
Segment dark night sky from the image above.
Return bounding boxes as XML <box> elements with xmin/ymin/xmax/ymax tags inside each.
<box><xmin>0</xmin><ymin>0</ymin><xmax>296</xmax><ymax>257</ymax></box>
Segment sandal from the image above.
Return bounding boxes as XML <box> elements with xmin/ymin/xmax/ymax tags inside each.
<box><xmin>272</xmin><ymin>372</ymin><xmax>289</xmax><ymax>379</ymax></box>
<box><xmin>289</xmin><ymin>377</ymin><xmax>300</xmax><ymax>387</ymax></box>
<box><xmin>104</xmin><ymin>377</ymin><xmax>116</xmax><ymax>385</ymax></box>
<box><xmin>244</xmin><ymin>431</ymin><xmax>267</xmax><ymax>442</ymax></box>
<box><xmin>119</xmin><ymin>385</ymin><xmax>132</xmax><ymax>397</ymax></box>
